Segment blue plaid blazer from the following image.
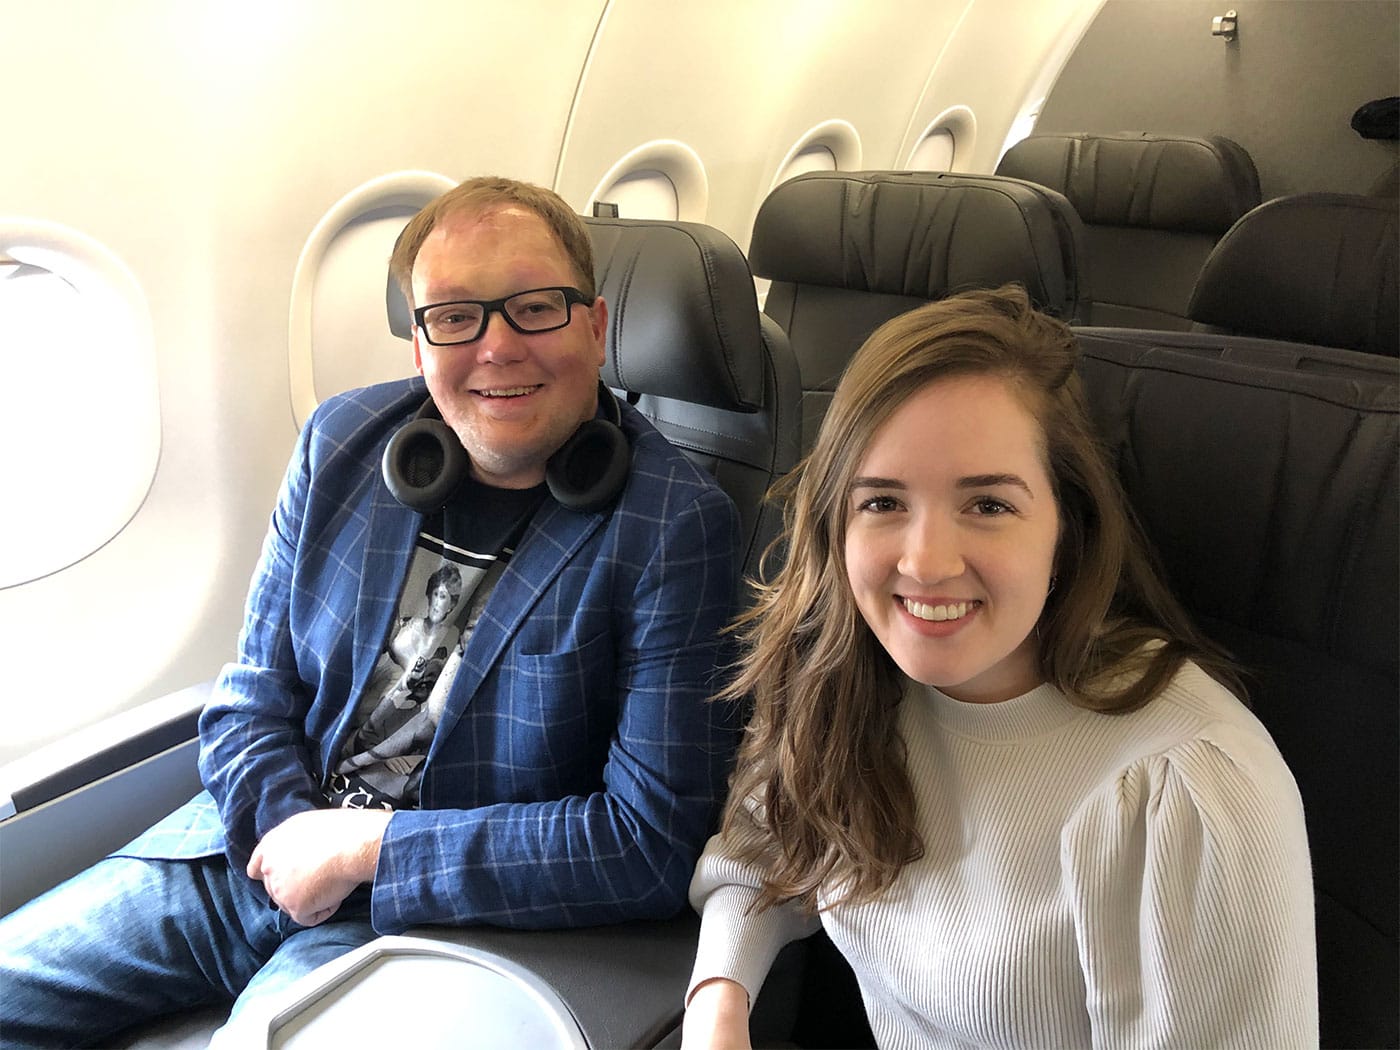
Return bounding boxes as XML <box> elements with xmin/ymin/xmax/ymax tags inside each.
<box><xmin>119</xmin><ymin>377</ymin><xmax>742</xmax><ymax>933</ymax></box>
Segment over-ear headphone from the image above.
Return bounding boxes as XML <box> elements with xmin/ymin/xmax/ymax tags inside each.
<box><xmin>381</xmin><ymin>382</ymin><xmax>631</xmax><ymax>515</ymax></box>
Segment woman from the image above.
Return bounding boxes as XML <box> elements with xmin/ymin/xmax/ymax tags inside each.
<box><xmin>351</xmin><ymin>564</ymin><xmax>464</xmax><ymax>743</ymax></box>
<box><xmin>683</xmin><ymin>286</ymin><xmax>1316</xmax><ymax>1049</ymax></box>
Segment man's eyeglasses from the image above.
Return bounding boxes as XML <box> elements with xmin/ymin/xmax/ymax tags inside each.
<box><xmin>413</xmin><ymin>286</ymin><xmax>594</xmax><ymax>346</ymax></box>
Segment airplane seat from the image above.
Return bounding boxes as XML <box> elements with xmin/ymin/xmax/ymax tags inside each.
<box><xmin>1186</xmin><ymin>191</ymin><xmax>1400</xmax><ymax>358</ymax></box>
<box><xmin>747</xmin><ymin>333</ymin><xmax>1399</xmax><ymax>1050</ymax></box>
<box><xmin>1071</xmin><ymin>332</ymin><xmax>1400</xmax><ymax>1050</ymax></box>
<box><xmin>1372</xmin><ymin>162</ymin><xmax>1399</xmax><ymax>198</ymax></box>
<box><xmin>748</xmin><ymin>169</ymin><xmax>1089</xmax><ymax>455</ymax></box>
<box><xmin>584</xmin><ymin>215</ymin><xmax>802</xmax><ymax>583</ymax></box>
<box><xmin>995</xmin><ymin>132</ymin><xmax>1260</xmax><ymax>331</ymax></box>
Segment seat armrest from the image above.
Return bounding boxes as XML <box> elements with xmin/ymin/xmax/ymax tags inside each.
<box><xmin>261</xmin><ymin>936</ymin><xmax>589</xmax><ymax>1048</ymax></box>
<box><xmin>404</xmin><ymin>916</ymin><xmax>699</xmax><ymax>1048</ymax></box>
<box><xmin>235</xmin><ymin>916</ymin><xmax>700</xmax><ymax>1049</ymax></box>
<box><xmin>0</xmin><ymin>680</ymin><xmax>209</xmax><ymax>820</ymax></box>
<box><xmin>0</xmin><ymin>682</ymin><xmax>209</xmax><ymax>916</ymax></box>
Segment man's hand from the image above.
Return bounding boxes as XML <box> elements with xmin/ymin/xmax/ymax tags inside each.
<box><xmin>247</xmin><ymin>808</ymin><xmax>393</xmax><ymax>926</ymax></box>
<box><xmin>682</xmin><ymin>978</ymin><xmax>752</xmax><ymax>1050</ymax></box>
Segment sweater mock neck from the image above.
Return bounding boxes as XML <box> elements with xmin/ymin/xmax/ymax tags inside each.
<box><xmin>913</xmin><ymin>678</ymin><xmax>1080</xmax><ymax>743</ymax></box>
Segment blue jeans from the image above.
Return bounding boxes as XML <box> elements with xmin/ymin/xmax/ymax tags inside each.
<box><xmin>0</xmin><ymin>854</ymin><xmax>377</xmax><ymax>1049</ymax></box>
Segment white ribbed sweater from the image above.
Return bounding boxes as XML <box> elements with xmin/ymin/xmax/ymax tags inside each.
<box><xmin>688</xmin><ymin>663</ymin><xmax>1317</xmax><ymax>1049</ymax></box>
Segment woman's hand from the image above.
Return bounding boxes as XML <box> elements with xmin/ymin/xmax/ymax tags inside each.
<box><xmin>682</xmin><ymin>978</ymin><xmax>752</xmax><ymax>1050</ymax></box>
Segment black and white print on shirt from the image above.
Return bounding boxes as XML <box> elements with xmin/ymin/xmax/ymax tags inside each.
<box><xmin>327</xmin><ymin>479</ymin><xmax>545</xmax><ymax>810</ymax></box>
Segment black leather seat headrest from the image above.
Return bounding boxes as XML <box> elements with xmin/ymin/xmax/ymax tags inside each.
<box><xmin>997</xmin><ymin>132</ymin><xmax>1261</xmax><ymax>234</ymax></box>
<box><xmin>386</xmin><ymin>267</ymin><xmax>413</xmax><ymax>341</ymax></box>
<box><xmin>1188</xmin><ymin>192</ymin><xmax>1400</xmax><ymax>358</ymax></box>
<box><xmin>586</xmin><ymin>217</ymin><xmax>764</xmax><ymax>412</ymax></box>
<box><xmin>748</xmin><ymin>170</ymin><xmax>1088</xmax><ymax>320</ymax></box>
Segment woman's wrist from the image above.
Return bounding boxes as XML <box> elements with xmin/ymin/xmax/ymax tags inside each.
<box><xmin>683</xmin><ymin>977</ymin><xmax>751</xmax><ymax>1049</ymax></box>
<box><xmin>688</xmin><ymin>977</ymin><xmax>748</xmax><ymax>1010</ymax></box>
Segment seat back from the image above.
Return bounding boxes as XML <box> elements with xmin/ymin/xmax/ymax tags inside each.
<box><xmin>1371</xmin><ymin>163</ymin><xmax>1399</xmax><ymax>198</ymax></box>
<box><xmin>585</xmin><ymin>216</ymin><xmax>801</xmax><ymax>583</ymax></box>
<box><xmin>996</xmin><ymin>132</ymin><xmax>1260</xmax><ymax>330</ymax></box>
<box><xmin>1073</xmin><ymin>330</ymin><xmax>1400</xmax><ymax>1050</ymax></box>
<box><xmin>1187</xmin><ymin>192</ymin><xmax>1400</xmax><ymax>358</ymax></box>
<box><xmin>749</xmin><ymin>169</ymin><xmax>1088</xmax><ymax>453</ymax></box>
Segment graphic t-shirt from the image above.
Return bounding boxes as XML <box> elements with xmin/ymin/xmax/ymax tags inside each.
<box><xmin>326</xmin><ymin>476</ymin><xmax>546</xmax><ymax>810</ymax></box>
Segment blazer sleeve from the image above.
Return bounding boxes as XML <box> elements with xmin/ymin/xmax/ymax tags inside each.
<box><xmin>371</xmin><ymin>482</ymin><xmax>742</xmax><ymax>931</ymax></box>
<box><xmin>1061</xmin><ymin>722</ymin><xmax>1318</xmax><ymax>1049</ymax></box>
<box><xmin>197</xmin><ymin>413</ymin><xmax>326</xmax><ymax>866</ymax></box>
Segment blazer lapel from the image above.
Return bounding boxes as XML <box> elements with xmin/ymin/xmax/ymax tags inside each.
<box><xmin>431</xmin><ymin>498</ymin><xmax>605</xmax><ymax>744</ymax></box>
<box><xmin>351</xmin><ymin>481</ymin><xmax>422</xmax><ymax>707</ymax></box>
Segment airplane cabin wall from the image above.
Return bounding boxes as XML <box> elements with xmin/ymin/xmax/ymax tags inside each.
<box><xmin>554</xmin><ymin>0</ymin><xmax>1099</xmax><ymax>243</ymax></box>
<box><xmin>1</xmin><ymin>0</ymin><xmax>1103</xmax><ymax>769</ymax></box>
<box><xmin>1035</xmin><ymin>0</ymin><xmax>1400</xmax><ymax>199</ymax></box>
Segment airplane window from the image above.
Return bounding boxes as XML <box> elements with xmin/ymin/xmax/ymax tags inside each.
<box><xmin>770</xmin><ymin>121</ymin><xmax>862</xmax><ymax>191</ymax></box>
<box><xmin>289</xmin><ymin>171</ymin><xmax>458</xmax><ymax>429</ymax></box>
<box><xmin>909</xmin><ymin>128</ymin><xmax>956</xmax><ymax>171</ymax></box>
<box><xmin>311</xmin><ymin>207</ymin><xmax>422</xmax><ymax>404</ymax></box>
<box><xmin>902</xmin><ymin>107</ymin><xmax>975</xmax><ymax>172</ymax></box>
<box><xmin>773</xmin><ymin>144</ymin><xmax>838</xmax><ymax>186</ymax></box>
<box><xmin>0</xmin><ymin>235</ymin><xmax>158</xmax><ymax>588</ymax></box>
<box><xmin>595</xmin><ymin>170</ymin><xmax>679</xmax><ymax>221</ymax></box>
<box><xmin>588</xmin><ymin>141</ymin><xmax>709</xmax><ymax>224</ymax></box>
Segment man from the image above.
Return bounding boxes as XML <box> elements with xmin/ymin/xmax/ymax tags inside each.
<box><xmin>0</xmin><ymin>177</ymin><xmax>741</xmax><ymax>1046</ymax></box>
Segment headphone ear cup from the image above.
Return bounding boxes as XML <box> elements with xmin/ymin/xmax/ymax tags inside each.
<box><xmin>546</xmin><ymin>419</ymin><xmax>631</xmax><ymax>513</ymax></box>
<box><xmin>382</xmin><ymin>417</ymin><xmax>470</xmax><ymax>513</ymax></box>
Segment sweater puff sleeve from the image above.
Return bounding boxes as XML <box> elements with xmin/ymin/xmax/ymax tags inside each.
<box><xmin>686</xmin><ymin>822</ymin><xmax>822</xmax><ymax>1008</ymax></box>
<box><xmin>1061</xmin><ymin>719</ymin><xmax>1318</xmax><ymax>1049</ymax></box>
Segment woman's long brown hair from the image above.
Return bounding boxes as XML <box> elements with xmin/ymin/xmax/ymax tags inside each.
<box><xmin>718</xmin><ymin>285</ymin><xmax>1238</xmax><ymax>914</ymax></box>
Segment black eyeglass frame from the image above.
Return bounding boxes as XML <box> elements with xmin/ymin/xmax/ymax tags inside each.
<box><xmin>412</xmin><ymin>286</ymin><xmax>596</xmax><ymax>346</ymax></box>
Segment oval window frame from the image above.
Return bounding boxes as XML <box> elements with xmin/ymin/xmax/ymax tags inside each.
<box><xmin>588</xmin><ymin>140</ymin><xmax>709</xmax><ymax>222</ymax></box>
<box><xmin>770</xmin><ymin>119</ymin><xmax>862</xmax><ymax>190</ymax></box>
<box><xmin>904</xmin><ymin>106</ymin><xmax>976</xmax><ymax>172</ymax></box>
<box><xmin>0</xmin><ymin>218</ymin><xmax>159</xmax><ymax>588</ymax></box>
<box><xmin>288</xmin><ymin>170</ymin><xmax>458</xmax><ymax>428</ymax></box>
